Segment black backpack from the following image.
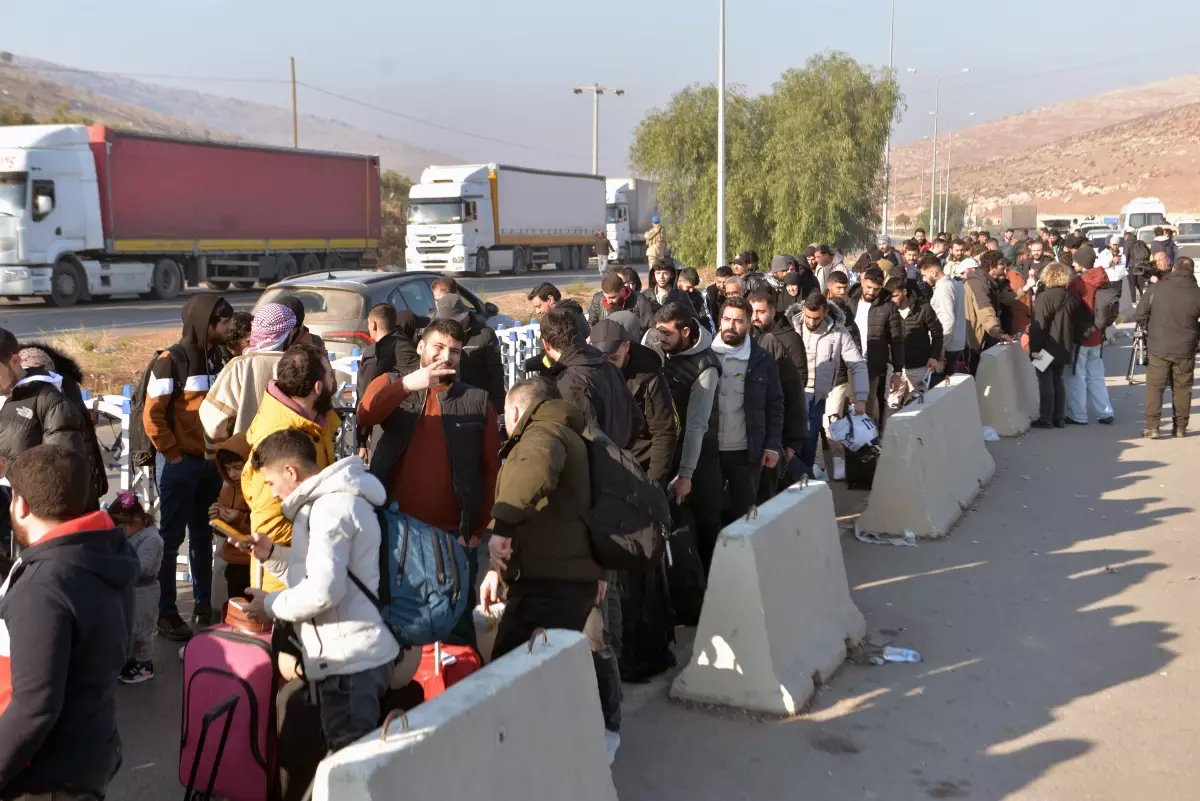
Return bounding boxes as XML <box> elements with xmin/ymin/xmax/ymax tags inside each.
<box><xmin>578</xmin><ymin>430</ymin><xmax>669</xmax><ymax>570</ymax></box>
<box><xmin>128</xmin><ymin>344</ymin><xmax>185</xmax><ymax>468</ymax></box>
<box><xmin>1093</xmin><ymin>285</ymin><xmax>1121</xmax><ymax>331</ymax></box>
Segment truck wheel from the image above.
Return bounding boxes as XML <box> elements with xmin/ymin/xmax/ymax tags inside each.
<box><xmin>149</xmin><ymin>258</ymin><xmax>183</xmax><ymax>300</ymax></box>
<box><xmin>573</xmin><ymin>245</ymin><xmax>586</xmax><ymax>271</ymax></box>
<box><xmin>205</xmin><ymin>280</ymin><xmax>232</xmax><ymax>291</ymax></box>
<box><xmin>276</xmin><ymin>254</ymin><xmax>299</xmax><ymax>282</ymax></box>
<box><xmin>512</xmin><ymin>247</ymin><xmax>526</xmax><ymax>274</ymax></box>
<box><xmin>474</xmin><ymin>248</ymin><xmax>489</xmax><ymax>278</ymax></box>
<box><xmin>232</xmin><ymin>281</ymin><xmax>256</xmax><ymax>291</ymax></box>
<box><xmin>298</xmin><ymin>254</ymin><xmax>321</xmax><ymax>274</ymax></box>
<box><xmin>563</xmin><ymin>246</ymin><xmax>576</xmax><ymax>271</ymax></box>
<box><xmin>46</xmin><ymin>259</ymin><xmax>85</xmax><ymax>307</ymax></box>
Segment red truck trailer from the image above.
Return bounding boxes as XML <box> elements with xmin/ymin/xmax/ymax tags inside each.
<box><xmin>0</xmin><ymin>124</ymin><xmax>381</xmax><ymax>306</ymax></box>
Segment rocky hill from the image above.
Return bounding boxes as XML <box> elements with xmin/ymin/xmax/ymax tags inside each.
<box><xmin>890</xmin><ymin>75</ymin><xmax>1200</xmax><ymax>220</ymax></box>
<box><xmin>2</xmin><ymin>55</ymin><xmax>455</xmax><ymax>177</ymax></box>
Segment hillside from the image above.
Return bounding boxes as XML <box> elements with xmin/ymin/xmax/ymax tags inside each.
<box><xmin>890</xmin><ymin>74</ymin><xmax>1200</xmax><ymax>219</ymax></box>
<box><xmin>7</xmin><ymin>55</ymin><xmax>455</xmax><ymax>177</ymax></box>
<box><xmin>1</xmin><ymin>61</ymin><xmax>240</xmax><ymax>139</ymax></box>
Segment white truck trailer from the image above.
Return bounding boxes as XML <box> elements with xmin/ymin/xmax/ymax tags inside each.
<box><xmin>605</xmin><ymin>177</ymin><xmax>659</xmax><ymax>263</ymax></box>
<box><xmin>405</xmin><ymin>164</ymin><xmax>605</xmax><ymax>275</ymax></box>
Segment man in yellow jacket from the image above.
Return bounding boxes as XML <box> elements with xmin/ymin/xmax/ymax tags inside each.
<box><xmin>241</xmin><ymin>344</ymin><xmax>342</xmax><ymax>591</ymax></box>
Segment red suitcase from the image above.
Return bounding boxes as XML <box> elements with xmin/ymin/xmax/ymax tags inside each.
<box><xmin>412</xmin><ymin>643</ymin><xmax>481</xmax><ymax>703</ymax></box>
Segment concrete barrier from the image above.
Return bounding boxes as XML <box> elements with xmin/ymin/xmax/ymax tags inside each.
<box><xmin>670</xmin><ymin>481</ymin><xmax>866</xmax><ymax>716</ymax></box>
<box><xmin>857</xmin><ymin>374</ymin><xmax>995</xmax><ymax>539</ymax></box>
<box><xmin>975</xmin><ymin>343</ymin><xmax>1038</xmax><ymax>435</ymax></box>
<box><xmin>312</xmin><ymin>629</ymin><xmax>617</xmax><ymax>801</ymax></box>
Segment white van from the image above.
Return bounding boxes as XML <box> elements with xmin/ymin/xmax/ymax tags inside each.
<box><xmin>1120</xmin><ymin>197</ymin><xmax>1168</xmax><ymax>231</ymax></box>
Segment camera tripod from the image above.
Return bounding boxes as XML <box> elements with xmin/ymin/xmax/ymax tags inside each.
<box><xmin>1126</xmin><ymin>325</ymin><xmax>1147</xmax><ymax>385</ymax></box>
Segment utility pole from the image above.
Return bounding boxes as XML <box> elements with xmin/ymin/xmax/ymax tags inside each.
<box><xmin>929</xmin><ymin>79</ymin><xmax>939</xmax><ymax>234</ymax></box>
<box><xmin>716</xmin><ymin>0</ymin><xmax>727</xmax><ymax>268</ymax></box>
<box><xmin>882</xmin><ymin>0</ymin><xmax>895</xmax><ymax>237</ymax></box>
<box><xmin>290</xmin><ymin>56</ymin><xmax>298</xmax><ymax>148</ymax></box>
<box><xmin>572</xmin><ymin>84</ymin><xmax>624</xmax><ymax>175</ymax></box>
<box><xmin>943</xmin><ymin>129</ymin><xmax>953</xmax><ymax>234</ymax></box>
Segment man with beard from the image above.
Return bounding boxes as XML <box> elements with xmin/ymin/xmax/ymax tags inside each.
<box><xmin>748</xmin><ymin>292</ymin><xmax>808</xmax><ymax>496</ymax></box>
<box><xmin>144</xmin><ymin>293</ymin><xmax>234</xmax><ymax>637</ymax></box>
<box><xmin>710</xmin><ymin>296</ymin><xmax>784</xmax><ymax>525</ymax></box>
<box><xmin>0</xmin><ymin>445</ymin><xmax>137</xmax><ymax>801</ymax></box>
<box><xmin>357</xmin><ymin>319</ymin><xmax>501</xmax><ymax>645</ymax></box>
<box><xmin>846</xmin><ymin>266</ymin><xmax>906</xmax><ymax>425</ymax></box>
<box><xmin>647</xmin><ymin>259</ymin><xmax>684</xmax><ymax>307</ymax></box>
<box><xmin>1028</xmin><ymin>239</ymin><xmax>1055</xmax><ymax>276</ymax></box>
<box><xmin>646</xmin><ymin>302</ymin><xmax>722</xmax><ymax>571</ymax></box>
<box><xmin>587</xmin><ymin>269</ymin><xmax>658</xmax><ymax>334</ymax></box>
<box><xmin>242</xmin><ymin>344</ymin><xmax>344</xmax><ymax>594</ymax></box>
<box><xmin>732</xmin><ymin>251</ymin><xmax>770</xmax><ymax>295</ymax></box>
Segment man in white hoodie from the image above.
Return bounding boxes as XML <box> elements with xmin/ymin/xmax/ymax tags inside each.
<box><xmin>243</xmin><ymin>430</ymin><xmax>398</xmax><ymax>751</ymax></box>
<box><xmin>919</xmin><ymin>253</ymin><xmax>967</xmax><ymax>383</ymax></box>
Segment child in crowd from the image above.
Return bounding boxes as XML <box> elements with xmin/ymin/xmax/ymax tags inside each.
<box><xmin>242</xmin><ymin>429</ymin><xmax>398</xmax><ymax>752</ymax></box>
<box><xmin>211</xmin><ymin>434</ymin><xmax>252</xmax><ymax>610</ymax></box>
<box><xmin>109</xmin><ymin>492</ymin><xmax>163</xmax><ymax>684</ymax></box>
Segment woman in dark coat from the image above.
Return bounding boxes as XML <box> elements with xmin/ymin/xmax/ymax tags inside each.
<box><xmin>1028</xmin><ymin>263</ymin><xmax>1086</xmax><ymax>429</ymax></box>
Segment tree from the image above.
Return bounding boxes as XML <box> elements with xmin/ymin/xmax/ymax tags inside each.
<box><xmin>895</xmin><ymin>213</ymin><xmax>911</xmax><ymax>231</ymax></box>
<box><xmin>44</xmin><ymin>102</ymin><xmax>93</xmax><ymax>125</ymax></box>
<box><xmin>379</xmin><ymin>170</ymin><xmax>412</xmax><ymax>268</ymax></box>
<box><xmin>0</xmin><ymin>105</ymin><xmax>37</xmax><ymax>126</ymax></box>
<box><xmin>630</xmin><ymin>52</ymin><xmax>899</xmax><ymax>267</ymax></box>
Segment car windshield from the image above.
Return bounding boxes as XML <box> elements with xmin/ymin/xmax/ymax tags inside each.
<box><xmin>408</xmin><ymin>200</ymin><xmax>464</xmax><ymax>225</ymax></box>
<box><xmin>258</xmin><ymin>287</ymin><xmax>364</xmax><ymax>321</ymax></box>
<box><xmin>1177</xmin><ymin>223</ymin><xmax>1200</xmax><ymax>237</ymax></box>
<box><xmin>0</xmin><ymin>174</ymin><xmax>26</xmax><ymax>216</ymax></box>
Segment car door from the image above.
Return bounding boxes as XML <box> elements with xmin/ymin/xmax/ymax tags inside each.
<box><xmin>389</xmin><ymin>278</ymin><xmax>437</xmax><ymax>318</ymax></box>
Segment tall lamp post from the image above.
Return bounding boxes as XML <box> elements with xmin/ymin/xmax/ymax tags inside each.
<box><xmin>908</xmin><ymin>67</ymin><xmax>969</xmax><ymax>234</ymax></box>
<box><xmin>942</xmin><ymin>111</ymin><xmax>975</xmax><ymax>235</ymax></box>
<box><xmin>572</xmin><ymin>84</ymin><xmax>624</xmax><ymax>175</ymax></box>
<box><xmin>716</xmin><ymin>0</ymin><xmax>727</xmax><ymax>268</ymax></box>
<box><xmin>882</xmin><ymin>0</ymin><xmax>896</xmax><ymax>237</ymax></box>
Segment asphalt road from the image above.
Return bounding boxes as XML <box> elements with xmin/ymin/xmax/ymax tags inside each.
<box><xmin>108</xmin><ymin>335</ymin><xmax>1200</xmax><ymax>799</ymax></box>
<box><xmin>0</xmin><ymin>268</ymin><xmax>611</xmax><ymax>338</ymax></box>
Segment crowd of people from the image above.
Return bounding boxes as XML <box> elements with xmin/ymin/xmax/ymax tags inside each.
<box><xmin>0</xmin><ymin>212</ymin><xmax>1196</xmax><ymax>799</ymax></box>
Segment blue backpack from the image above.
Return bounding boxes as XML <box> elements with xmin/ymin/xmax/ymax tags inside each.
<box><xmin>348</xmin><ymin>503</ymin><xmax>470</xmax><ymax>646</ymax></box>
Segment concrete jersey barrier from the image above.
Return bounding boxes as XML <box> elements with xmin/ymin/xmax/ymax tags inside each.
<box><xmin>856</xmin><ymin>374</ymin><xmax>995</xmax><ymax>539</ymax></box>
<box><xmin>312</xmin><ymin>629</ymin><xmax>617</xmax><ymax>801</ymax></box>
<box><xmin>975</xmin><ymin>343</ymin><xmax>1038</xmax><ymax>436</ymax></box>
<box><xmin>671</xmin><ymin>481</ymin><xmax>866</xmax><ymax>715</ymax></box>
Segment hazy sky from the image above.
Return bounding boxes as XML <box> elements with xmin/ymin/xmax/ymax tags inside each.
<box><xmin>6</xmin><ymin>0</ymin><xmax>1200</xmax><ymax>175</ymax></box>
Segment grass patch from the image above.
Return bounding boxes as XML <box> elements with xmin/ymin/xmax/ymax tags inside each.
<box><xmin>43</xmin><ymin>327</ymin><xmax>176</xmax><ymax>396</ymax></box>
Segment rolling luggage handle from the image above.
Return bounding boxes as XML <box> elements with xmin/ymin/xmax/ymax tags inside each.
<box><xmin>183</xmin><ymin>693</ymin><xmax>240</xmax><ymax>801</ymax></box>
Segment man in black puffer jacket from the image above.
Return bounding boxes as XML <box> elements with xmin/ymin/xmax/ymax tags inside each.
<box><xmin>0</xmin><ymin>328</ymin><xmax>87</xmax><ymax>485</ymax></box>
<box><xmin>541</xmin><ymin>308</ymin><xmax>643</xmax><ymax>450</ymax></box>
<box><xmin>846</xmin><ymin>266</ymin><xmax>906</xmax><ymax>425</ymax></box>
<box><xmin>747</xmin><ymin>291</ymin><xmax>808</xmax><ymax>500</ymax></box>
<box><xmin>1136</xmin><ymin>257</ymin><xmax>1200</xmax><ymax>438</ymax></box>
<box><xmin>589</xmin><ymin>319</ymin><xmax>677</xmax><ymax>486</ymax></box>
<box><xmin>885</xmin><ymin>277</ymin><xmax>944</xmax><ymax>392</ymax></box>
<box><xmin>435</xmin><ymin>293</ymin><xmax>507</xmax><ymax>413</ymax></box>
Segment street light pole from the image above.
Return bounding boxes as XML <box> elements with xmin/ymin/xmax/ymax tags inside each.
<box><xmin>942</xmin><ymin>112</ymin><xmax>973</xmax><ymax>235</ymax></box>
<box><xmin>716</xmin><ymin>0</ymin><xmax>727</xmax><ymax>268</ymax></box>
<box><xmin>929</xmin><ymin>82</ymin><xmax>939</xmax><ymax>234</ymax></box>
<box><xmin>572</xmin><ymin>84</ymin><xmax>625</xmax><ymax>175</ymax></box>
<box><xmin>882</xmin><ymin>0</ymin><xmax>895</xmax><ymax>237</ymax></box>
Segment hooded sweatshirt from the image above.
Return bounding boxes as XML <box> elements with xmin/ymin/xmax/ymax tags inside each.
<box><xmin>146</xmin><ymin>294</ymin><xmax>228</xmax><ymax>461</ymax></box>
<box><xmin>643</xmin><ymin>325</ymin><xmax>720</xmax><ymax>479</ymax></box>
<box><xmin>0</xmin><ymin>510</ymin><xmax>137</xmax><ymax>798</ymax></box>
<box><xmin>551</xmin><ymin>343</ymin><xmax>643</xmax><ymax>450</ymax></box>
<box><xmin>262</xmin><ymin>458</ymin><xmax>400</xmax><ymax>680</ymax></box>
<box><xmin>1068</xmin><ymin>266</ymin><xmax>1111</xmax><ymax>348</ymax></box>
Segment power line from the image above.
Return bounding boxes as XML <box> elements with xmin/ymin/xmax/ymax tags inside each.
<box><xmin>297</xmin><ymin>80</ymin><xmax>587</xmax><ymax>159</ymax></box>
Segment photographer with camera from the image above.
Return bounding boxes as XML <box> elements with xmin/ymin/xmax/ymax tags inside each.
<box><xmin>1135</xmin><ymin>256</ymin><xmax>1200</xmax><ymax>439</ymax></box>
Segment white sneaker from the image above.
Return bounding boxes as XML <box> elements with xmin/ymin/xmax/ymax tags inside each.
<box><xmin>832</xmin><ymin>457</ymin><xmax>846</xmax><ymax>481</ymax></box>
<box><xmin>604</xmin><ymin>730</ymin><xmax>621</xmax><ymax>765</ymax></box>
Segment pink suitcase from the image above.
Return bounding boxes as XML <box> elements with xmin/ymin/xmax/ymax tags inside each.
<box><xmin>180</xmin><ymin>624</ymin><xmax>277</xmax><ymax>801</ymax></box>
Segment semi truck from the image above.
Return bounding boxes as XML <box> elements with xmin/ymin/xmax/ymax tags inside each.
<box><xmin>405</xmin><ymin>164</ymin><xmax>604</xmax><ymax>275</ymax></box>
<box><xmin>0</xmin><ymin>125</ymin><xmax>381</xmax><ymax>307</ymax></box>
<box><xmin>605</xmin><ymin>177</ymin><xmax>659</xmax><ymax>263</ymax></box>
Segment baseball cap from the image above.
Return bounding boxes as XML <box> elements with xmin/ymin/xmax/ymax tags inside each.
<box><xmin>588</xmin><ymin>318</ymin><xmax>632</xmax><ymax>354</ymax></box>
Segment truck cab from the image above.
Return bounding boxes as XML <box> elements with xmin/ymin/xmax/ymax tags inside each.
<box><xmin>605</xmin><ymin>181</ymin><xmax>629</xmax><ymax>263</ymax></box>
<box><xmin>405</xmin><ymin>165</ymin><xmax>493</xmax><ymax>274</ymax></box>
<box><xmin>0</xmin><ymin>125</ymin><xmax>103</xmax><ymax>295</ymax></box>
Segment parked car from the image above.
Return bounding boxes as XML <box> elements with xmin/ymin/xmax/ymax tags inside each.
<box><xmin>254</xmin><ymin>270</ymin><xmax>517</xmax><ymax>359</ymax></box>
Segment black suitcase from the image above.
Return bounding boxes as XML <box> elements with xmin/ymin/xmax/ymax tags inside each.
<box><xmin>844</xmin><ymin>442</ymin><xmax>881</xmax><ymax>490</ymax></box>
<box><xmin>275</xmin><ymin>678</ymin><xmax>327</xmax><ymax>801</ymax></box>
<box><xmin>617</xmin><ymin>557</ymin><xmax>677</xmax><ymax>683</ymax></box>
<box><xmin>665</xmin><ymin>503</ymin><xmax>708</xmax><ymax>627</ymax></box>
